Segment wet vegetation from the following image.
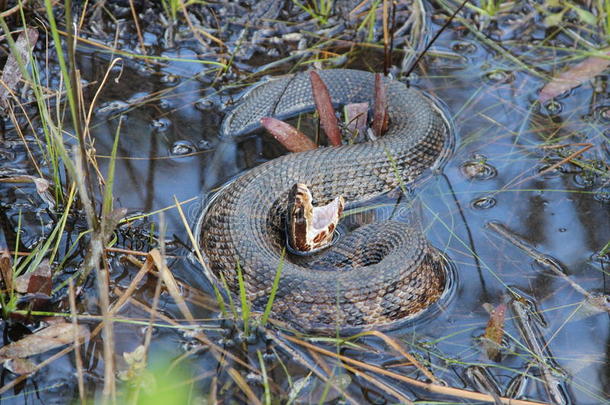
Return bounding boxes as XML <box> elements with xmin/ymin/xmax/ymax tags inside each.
<box><xmin>0</xmin><ymin>0</ymin><xmax>608</xmax><ymax>403</ymax></box>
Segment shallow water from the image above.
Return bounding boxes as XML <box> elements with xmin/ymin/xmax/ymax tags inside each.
<box><xmin>0</xmin><ymin>1</ymin><xmax>609</xmax><ymax>403</ymax></box>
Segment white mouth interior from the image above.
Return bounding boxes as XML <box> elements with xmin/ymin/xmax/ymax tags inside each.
<box><xmin>312</xmin><ymin>196</ymin><xmax>342</xmax><ymax>231</ymax></box>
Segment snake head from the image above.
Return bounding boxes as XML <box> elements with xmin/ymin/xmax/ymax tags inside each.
<box><xmin>287</xmin><ymin>183</ymin><xmax>344</xmax><ymax>254</ymax></box>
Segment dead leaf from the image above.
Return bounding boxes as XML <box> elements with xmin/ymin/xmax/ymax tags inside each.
<box><xmin>0</xmin><ymin>323</ymin><xmax>89</xmax><ymax>360</ymax></box>
<box><xmin>0</xmin><ymin>28</ymin><xmax>39</xmax><ymax>107</ymax></box>
<box><xmin>14</xmin><ymin>258</ymin><xmax>52</xmax><ymax>295</ymax></box>
<box><xmin>0</xmin><ymin>250</ymin><xmax>13</xmax><ymax>293</ymax></box>
<box><xmin>482</xmin><ymin>303</ymin><xmax>506</xmax><ymax>362</ymax></box>
<box><xmin>261</xmin><ymin>117</ymin><xmax>317</xmax><ymax>152</ymax></box>
<box><xmin>309</xmin><ymin>71</ymin><xmax>342</xmax><ymax>146</ymax></box>
<box><xmin>373</xmin><ymin>74</ymin><xmax>389</xmax><ymax>137</ymax></box>
<box><xmin>539</xmin><ymin>50</ymin><xmax>610</xmax><ymax>102</ymax></box>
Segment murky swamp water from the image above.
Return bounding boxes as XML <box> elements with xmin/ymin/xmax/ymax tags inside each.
<box><xmin>0</xmin><ymin>1</ymin><xmax>608</xmax><ymax>403</ymax></box>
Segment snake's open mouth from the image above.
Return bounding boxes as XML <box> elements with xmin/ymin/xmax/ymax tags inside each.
<box><xmin>287</xmin><ymin>183</ymin><xmax>344</xmax><ymax>253</ymax></box>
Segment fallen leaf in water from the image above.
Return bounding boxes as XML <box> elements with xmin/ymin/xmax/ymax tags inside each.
<box><xmin>373</xmin><ymin>73</ymin><xmax>389</xmax><ymax>138</ymax></box>
<box><xmin>0</xmin><ymin>323</ymin><xmax>89</xmax><ymax>360</ymax></box>
<box><xmin>309</xmin><ymin>71</ymin><xmax>342</xmax><ymax>146</ymax></box>
<box><xmin>482</xmin><ymin>303</ymin><xmax>506</xmax><ymax>362</ymax></box>
<box><xmin>261</xmin><ymin>117</ymin><xmax>317</xmax><ymax>152</ymax></box>
<box><xmin>0</xmin><ymin>250</ymin><xmax>13</xmax><ymax>293</ymax></box>
<box><xmin>0</xmin><ymin>28</ymin><xmax>38</xmax><ymax>107</ymax></box>
<box><xmin>344</xmin><ymin>102</ymin><xmax>369</xmax><ymax>143</ymax></box>
<box><xmin>539</xmin><ymin>50</ymin><xmax>610</xmax><ymax>102</ymax></box>
<box><xmin>14</xmin><ymin>258</ymin><xmax>51</xmax><ymax>296</ymax></box>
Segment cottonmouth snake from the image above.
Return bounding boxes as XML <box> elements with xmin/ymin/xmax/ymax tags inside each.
<box><xmin>198</xmin><ymin>69</ymin><xmax>450</xmax><ymax>332</ymax></box>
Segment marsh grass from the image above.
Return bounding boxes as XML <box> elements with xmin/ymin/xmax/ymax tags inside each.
<box><xmin>292</xmin><ymin>0</ymin><xmax>334</xmax><ymax>25</ymax></box>
<box><xmin>0</xmin><ymin>0</ymin><xmax>608</xmax><ymax>403</ymax></box>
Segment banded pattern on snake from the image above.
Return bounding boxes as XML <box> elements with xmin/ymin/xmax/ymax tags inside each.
<box><xmin>198</xmin><ymin>69</ymin><xmax>450</xmax><ymax>332</ymax></box>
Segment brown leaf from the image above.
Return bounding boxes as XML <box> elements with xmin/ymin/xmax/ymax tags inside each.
<box><xmin>539</xmin><ymin>50</ymin><xmax>610</xmax><ymax>102</ymax></box>
<box><xmin>373</xmin><ymin>73</ymin><xmax>389</xmax><ymax>137</ymax></box>
<box><xmin>483</xmin><ymin>303</ymin><xmax>506</xmax><ymax>362</ymax></box>
<box><xmin>0</xmin><ymin>28</ymin><xmax>39</xmax><ymax>107</ymax></box>
<box><xmin>0</xmin><ymin>323</ymin><xmax>89</xmax><ymax>360</ymax></box>
<box><xmin>261</xmin><ymin>117</ymin><xmax>317</xmax><ymax>152</ymax></box>
<box><xmin>309</xmin><ymin>71</ymin><xmax>342</xmax><ymax>146</ymax></box>
<box><xmin>0</xmin><ymin>250</ymin><xmax>13</xmax><ymax>293</ymax></box>
<box><xmin>344</xmin><ymin>102</ymin><xmax>369</xmax><ymax>143</ymax></box>
<box><xmin>14</xmin><ymin>258</ymin><xmax>52</xmax><ymax>295</ymax></box>
<box><xmin>27</xmin><ymin>259</ymin><xmax>52</xmax><ymax>296</ymax></box>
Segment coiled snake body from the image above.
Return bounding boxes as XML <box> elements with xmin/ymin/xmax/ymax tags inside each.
<box><xmin>199</xmin><ymin>69</ymin><xmax>449</xmax><ymax>332</ymax></box>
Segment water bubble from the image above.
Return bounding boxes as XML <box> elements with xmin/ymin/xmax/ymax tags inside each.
<box><xmin>543</xmin><ymin>99</ymin><xmax>563</xmax><ymax>115</ymax></box>
<box><xmin>471</xmin><ymin>196</ymin><xmax>497</xmax><ymax>209</ymax></box>
<box><xmin>158</xmin><ymin>98</ymin><xmax>173</xmax><ymax>109</ymax></box>
<box><xmin>195</xmin><ymin>98</ymin><xmax>213</xmax><ymax>111</ymax></box>
<box><xmin>246</xmin><ymin>372</ymin><xmax>262</xmax><ymax>384</ymax></box>
<box><xmin>572</xmin><ymin>173</ymin><xmax>597</xmax><ymax>188</ymax></box>
<box><xmin>595</xmin><ymin>105</ymin><xmax>610</xmax><ymax>122</ymax></box>
<box><xmin>218</xmin><ymin>338</ymin><xmax>235</xmax><ymax>347</ymax></box>
<box><xmin>170</xmin><ymin>140</ymin><xmax>196</xmax><ymax>156</ymax></box>
<box><xmin>460</xmin><ymin>154</ymin><xmax>497</xmax><ymax>181</ymax></box>
<box><xmin>95</xmin><ymin>100</ymin><xmax>130</xmax><ymax>117</ymax></box>
<box><xmin>558</xmin><ymin>227</ymin><xmax>567</xmax><ymax>232</ymax></box>
<box><xmin>536</xmin><ymin>161</ymin><xmax>565</xmax><ymax>177</ymax></box>
<box><xmin>593</xmin><ymin>187</ymin><xmax>610</xmax><ymax>203</ymax></box>
<box><xmin>452</xmin><ymin>41</ymin><xmax>477</xmax><ymax>54</ymax></box>
<box><xmin>483</xmin><ymin>70</ymin><xmax>513</xmax><ymax>84</ymax></box>
<box><xmin>197</xmin><ymin>139</ymin><xmax>213</xmax><ymax>150</ymax></box>
<box><xmin>160</xmin><ymin>73</ymin><xmax>179</xmax><ymax>84</ymax></box>
<box><xmin>150</xmin><ymin>117</ymin><xmax>172</xmax><ymax>131</ymax></box>
<box><xmin>262</xmin><ymin>351</ymin><xmax>277</xmax><ymax>362</ymax></box>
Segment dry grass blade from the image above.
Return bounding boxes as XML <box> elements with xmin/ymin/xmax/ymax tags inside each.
<box><xmin>357</xmin><ymin>330</ymin><xmax>439</xmax><ymax>384</ymax></box>
<box><xmin>128</xmin><ymin>0</ymin><xmax>146</xmax><ymax>56</ymax></box>
<box><xmin>309</xmin><ymin>71</ymin><xmax>342</xmax><ymax>146</ymax></box>
<box><xmin>0</xmin><ymin>27</ymin><xmax>38</xmax><ymax>107</ymax></box>
<box><xmin>341</xmin><ymin>363</ymin><xmax>413</xmax><ymax>404</ymax></box>
<box><xmin>280</xmin><ymin>333</ymin><xmax>549</xmax><ymax>405</ymax></box>
<box><xmin>0</xmin><ymin>0</ymin><xmax>28</xmax><ymax>18</ymax></box>
<box><xmin>261</xmin><ymin>117</ymin><xmax>317</xmax><ymax>152</ymax></box>
<box><xmin>502</xmin><ymin>143</ymin><xmax>593</xmax><ymax>190</ymax></box>
<box><xmin>0</xmin><ymin>323</ymin><xmax>89</xmax><ymax>360</ymax></box>
<box><xmin>131</xmin><ymin>235</ymin><xmax>166</xmax><ymax>404</ymax></box>
<box><xmin>488</xmin><ymin>222</ymin><xmax>608</xmax><ymax>313</ymax></box>
<box><xmin>69</xmin><ymin>280</ymin><xmax>86</xmax><ymax>404</ymax></box>
<box><xmin>73</xmin><ymin>145</ymin><xmax>116</xmax><ymax>401</ymax></box>
<box><xmin>228</xmin><ymin>368</ymin><xmax>263</xmax><ymax>405</ymax></box>
<box><xmin>149</xmin><ymin>248</ymin><xmax>195</xmax><ymax>322</ymax></box>
<box><xmin>539</xmin><ymin>49</ymin><xmax>610</xmax><ymax>102</ymax></box>
<box><xmin>269</xmin><ymin>333</ymin><xmax>361</xmax><ymax>404</ymax></box>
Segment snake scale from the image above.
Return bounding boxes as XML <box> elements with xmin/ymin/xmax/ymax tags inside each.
<box><xmin>198</xmin><ymin>69</ymin><xmax>449</xmax><ymax>332</ymax></box>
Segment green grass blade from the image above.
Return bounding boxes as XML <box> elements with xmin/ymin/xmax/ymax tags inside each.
<box><xmin>236</xmin><ymin>261</ymin><xmax>250</xmax><ymax>336</ymax></box>
<box><xmin>102</xmin><ymin>117</ymin><xmax>122</xmax><ymax>217</ymax></box>
<box><xmin>260</xmin><ymin>249</ymin><xmax>285</xmax><ymax>327</ymax></box>
<box><xmin>257</xmin><ymin>350</ymin><xmax>271</xmax><ymax>405</ymax></box>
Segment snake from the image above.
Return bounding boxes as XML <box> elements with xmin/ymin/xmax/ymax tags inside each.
<box><xmin>198</xmin><ymin>69</ymin><xmax>450</xmax><ymax>332</ymax></box>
